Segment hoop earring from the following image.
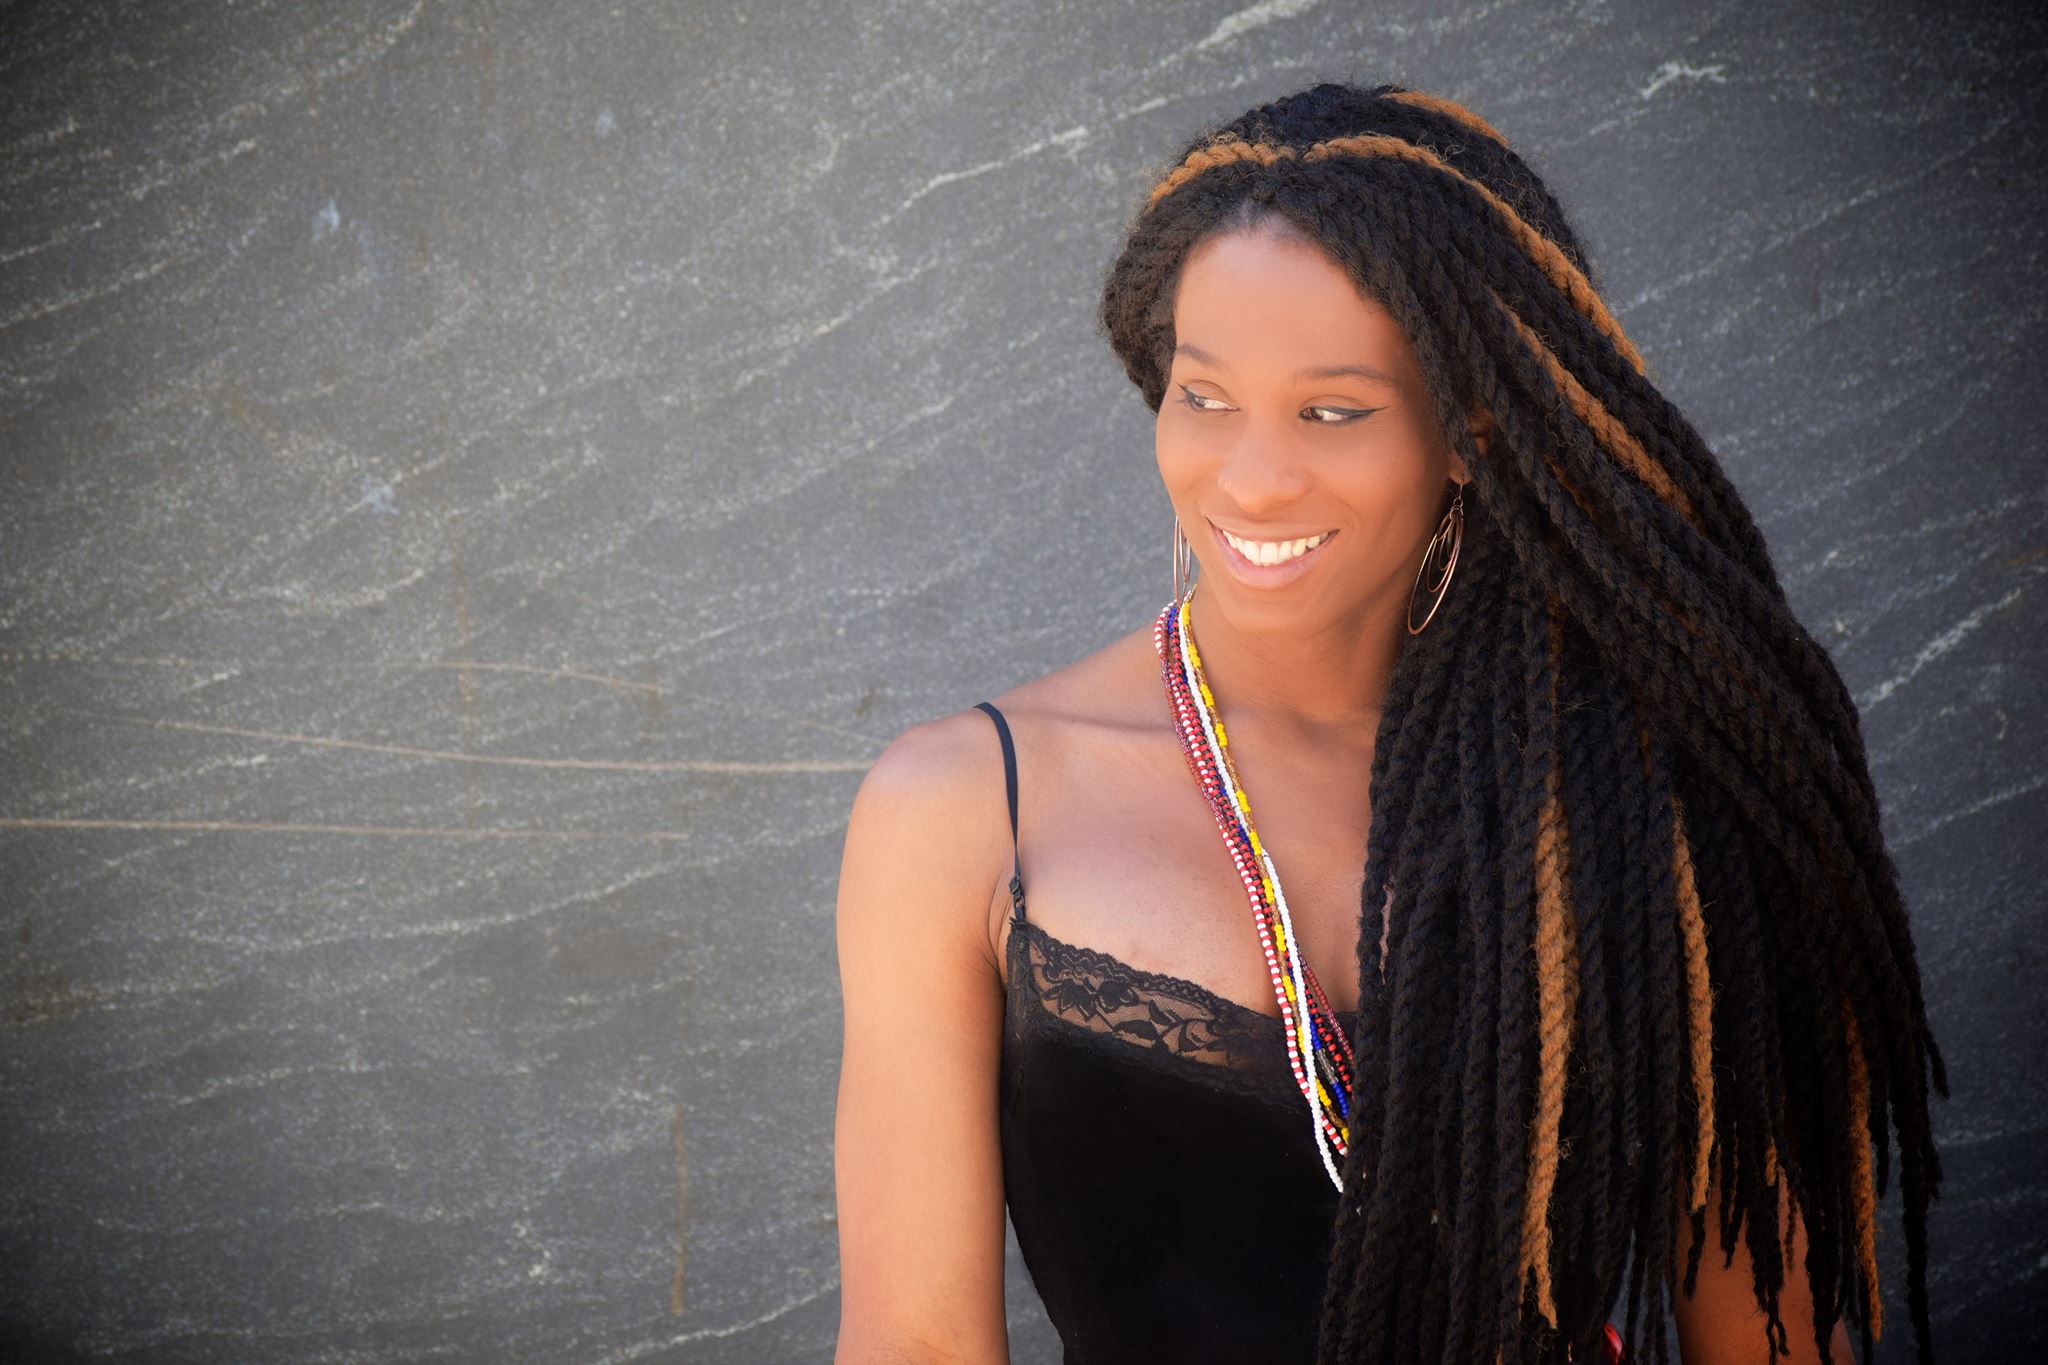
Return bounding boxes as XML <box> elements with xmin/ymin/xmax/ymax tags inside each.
<box><xmin>1172</xmin><ymin>515</ymin><xmax>1198</xmax><ymax>601</ymax></box>
<box><xmin>1407</xmin><ymin>482</ymin><xmax>1466</xmax><ymax>635</ymax></box>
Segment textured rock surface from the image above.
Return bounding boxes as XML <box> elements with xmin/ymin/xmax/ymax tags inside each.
<box><xmin>2</xmin><ymin>1</ymin><xmax>2042</xmax><ymax>1360</ymax></box>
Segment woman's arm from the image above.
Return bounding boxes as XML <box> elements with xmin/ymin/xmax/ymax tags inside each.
<box><xmin>1674</xmin><ymin>1174</ymin><xmax>1857</xmax><ymax>1365</ymax></box>
<box><xmin>833</xmin><ymin>714</ymin><xmax>1012</xmax><ymax>1364</ymax></box>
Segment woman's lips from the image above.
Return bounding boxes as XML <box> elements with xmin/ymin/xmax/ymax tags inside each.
<box><xmin>1208</xmin><ymin>519</ymin><xmax>1337</xmax><ymax>588</ymax></box>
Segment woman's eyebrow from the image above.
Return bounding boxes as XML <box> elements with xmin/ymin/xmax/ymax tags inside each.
<box><xmin>1175</xmin><ymin>342</ymin><xmax>1395</xmax><ymax>387</ymax></box>
<box><xmin>1294</xmin><ymin>362</ymin><xmax>1396</xmax><ymax>387</ymax></box>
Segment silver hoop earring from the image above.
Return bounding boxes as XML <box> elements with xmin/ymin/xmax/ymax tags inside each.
<box><xmin>1172</xmin><ymin>515</ymin><xmax>1198</xmax><ymax>601</ymax></box>
<box><xmin>1407</xmin><ymin>482</ymin><xmax>1466</xmax><ymax>635</ymax></box>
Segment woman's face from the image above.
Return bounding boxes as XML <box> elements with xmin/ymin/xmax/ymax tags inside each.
<box><xmin>1156</xmin><ymin>220</ymin><xmax>1484</xmax><ymax>629</ymax></box>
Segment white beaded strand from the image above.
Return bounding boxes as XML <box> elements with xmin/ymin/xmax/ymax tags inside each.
<box><xmin>1172</xmin><ymin>590</ymin><xmax>1346</xmax><ymax>1191</ymax></box>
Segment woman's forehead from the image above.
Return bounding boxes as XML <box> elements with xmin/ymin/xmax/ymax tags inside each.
<box><xmin>1172</xmin><ymin>227</ymin><xmax>1416</xmax><ymax>384</ymax></box>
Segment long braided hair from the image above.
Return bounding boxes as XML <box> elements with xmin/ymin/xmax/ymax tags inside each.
<box><xmin>1096</xmin><ymin>82</ymin><xmax>1945</xmax><ymax>1365</ymax></box>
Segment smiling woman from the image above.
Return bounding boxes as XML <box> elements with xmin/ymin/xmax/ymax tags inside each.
<box><xmin>833</xmin><ymin>81</ymin><xmax>1943</xmax><ymax>1365</ymax></box>
<box><xmin>1157</xmin><ymin>225</ymin><xmax>1488</xmax><ymax>607</ymax></box>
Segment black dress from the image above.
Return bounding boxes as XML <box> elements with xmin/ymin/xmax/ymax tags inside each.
<box><xmin>976</xmin><ymin>701</ymin><xmax>1359</xmax><ymax>1365</ymax></box>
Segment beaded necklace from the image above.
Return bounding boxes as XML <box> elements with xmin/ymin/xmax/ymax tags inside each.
<box><xmin>1155</xmin><ymin>583</ymin><xmax>1356</xmax><ymax>1191</ymax></box>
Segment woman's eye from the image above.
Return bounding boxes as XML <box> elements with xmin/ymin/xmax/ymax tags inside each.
<box><xmin>1304</xmin><ymin>405</ymin><xmax>1379</xmax><ymax>425</ymax></box>
<box><xmin>1176</xmin><ymin>385</ymin><xmax>1231</xmax><ymax>413</ymax></box>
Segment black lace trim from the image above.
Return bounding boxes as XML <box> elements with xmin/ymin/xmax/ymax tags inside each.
<box><xmin>1005</xmin><ymin>917</ymin><xmax>1361</xmax><ymax>1111</ymax></box>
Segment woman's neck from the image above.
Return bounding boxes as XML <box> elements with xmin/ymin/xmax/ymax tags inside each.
<box><xmin>1182</xmin><ymin>579</ymin><xmax>1402</xmax><ymax>743</ymax></box>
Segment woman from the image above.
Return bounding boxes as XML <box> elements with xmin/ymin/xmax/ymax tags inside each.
<box><xmin>833</xmin><ymin>82</ymin><xmax>1943</xmax><ymax>1365</ymax></box>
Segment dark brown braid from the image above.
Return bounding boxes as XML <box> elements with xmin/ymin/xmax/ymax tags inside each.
<box><xmin>1095</xmin><ymin>81</ymin><xmax>1945</xmax><ymax>1365</ymax></box>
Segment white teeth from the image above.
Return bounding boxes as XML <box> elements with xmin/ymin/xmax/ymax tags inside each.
<box><xmin>1222</xmin><ymin>528</ymin><xmax>1333</xmax><ymax>566</ymax></box>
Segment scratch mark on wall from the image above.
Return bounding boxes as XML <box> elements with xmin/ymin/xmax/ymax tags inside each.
<box><xmin>0</xmin><ymin>255</ymin><xmax>173</xmax><ymax>332</ymax></box>
<box><xmin>671</xmin><ymin>1103</ymin><xmax>688</xmax><ymax>1315</ymax></box>
<box><xmin>0</xmin><ymin>815</ymin><xmax>695</xmax><ymax>842</ymax></box>
<box><xmin>448</xmin><ymin>516</ymin><xmax>480</xmax><ymax>827</ymax></box>
<box><xmin>309</xmin><ymin>0</ymin><xmax>426</xmax><ymax>87</ymax></box>
<box><xmin>0</xmin><ymin>650</ymin><xmax>665</xmax><ymax>697</ymax></box>
<box><xmin>92</xmin><ymin>714</ymin><xmax>871</xmax><ymax>773</ymax></box>
<box><xmin>0</xmin><ymin>214</ymin><xmax>106</xmax><ymax>266</ymax></box>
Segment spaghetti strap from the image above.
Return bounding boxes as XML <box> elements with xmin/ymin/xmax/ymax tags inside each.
<box><xmin>972</xmin><ymin>701</ymin><xmax>1028</xmax><ymax>924</ymax></box>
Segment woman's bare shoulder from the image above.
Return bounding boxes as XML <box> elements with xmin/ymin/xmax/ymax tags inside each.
<box><xmin>848</xmin><ymin>621</ymin><xmax>1161</xmax><ymax>944</ymax></box>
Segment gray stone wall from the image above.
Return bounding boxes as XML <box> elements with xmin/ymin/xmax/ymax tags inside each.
<box><xmin>2</xmin><ymin>1</ymin><xmax>2041</xmax><ymax>1360</ymax></box>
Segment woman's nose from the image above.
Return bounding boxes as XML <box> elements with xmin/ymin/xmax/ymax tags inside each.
<box><xmin>1214</xmin><ymin>430</ymin><xmax>1312</xmax><ymax>509</ymax></box>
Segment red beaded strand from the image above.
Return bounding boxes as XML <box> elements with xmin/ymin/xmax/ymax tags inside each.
<box><xmin>1160</xmin><ymin>598</ymin><xmax>1357</xmax><ymax>1098</ymax></box>
<box><xmin>1159</xmin><ymin>594</ymin><xmax>1353</xmax><ymax>1169</ymax></box>
<box><xmin>1155</xmin><ymin>587</ymin><xmax>1356</xmax><ymax>1185</ymax></box>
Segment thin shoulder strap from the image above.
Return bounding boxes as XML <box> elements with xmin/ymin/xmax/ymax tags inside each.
<box><xmin>972</xmin><ymin>701</ymin><xmax>1028</xmax><ymax>925</ymax></box>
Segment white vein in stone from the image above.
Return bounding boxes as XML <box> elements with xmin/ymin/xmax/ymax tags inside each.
<box><xmin>1639</xmin><ymin>60</ymin><xmax>1730</xmax><ymax>100</ymax></box>
<box><xmin>1897</xmin><ymin>770</ymin><xmax>2046</xmax><ymax>847</ymax></box>
<box><xmin>1195</xmin><ymin>0</ymin><xmax>1322</xmax><ymax>51</ymax></box>
<box><xmin>884</xmin><ymin>124</ymin><xmax>1090</xmax><ymax>225</ymax></box>
<box><xmin>1858</xmin><ymin>584</ymin><xmax>2024</xmax><ymax>709</ymax></box>
<box><xmin>592</xmin><ymin>1277</ymin><xmax>840</xmax><ymax>1359</ymax></box>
